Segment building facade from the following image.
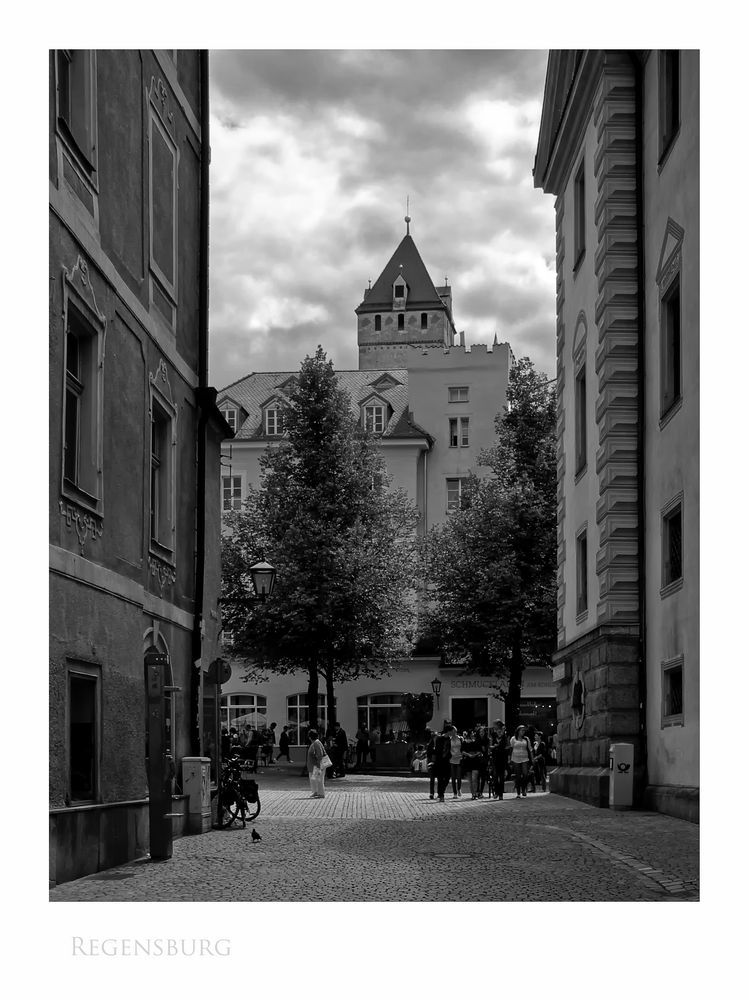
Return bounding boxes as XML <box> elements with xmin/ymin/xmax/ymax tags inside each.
<box><xmin>533</xmin><ymin>51</ymin><xmax>698</xmax><ymax>820</ymax></box>
<box><xmin>49</xmin><ymin>50</ymin><xmax>230</xmax><ymax>884</ymax></box>
<box><xmin>217</xmin><ymin>225</ymin><xmax>556</xmax><ymax>744</ymax></box>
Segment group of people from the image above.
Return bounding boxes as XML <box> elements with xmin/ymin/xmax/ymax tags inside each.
<box><xmin>221</xmin><ymin>721</ymin><xmax>294</xmax><ymax>767</ymax></box>
<box><xmin>421</xmin><ymin>722</ymin><xmax>549</xmax><ymax>802</ymax></box>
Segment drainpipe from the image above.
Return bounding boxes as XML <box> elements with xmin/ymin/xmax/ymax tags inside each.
<box><xmin>190</xmin><ymin>49</ymin><xmax>210</xmax><ymax>755</ymax></box>
<box><xmin>630</xmin><ymin>51</ymin><xmax>648</xmax><ymax>797</ymax></box>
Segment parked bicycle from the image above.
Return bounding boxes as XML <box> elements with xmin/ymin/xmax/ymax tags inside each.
<box><xmin>215</xmin><ymin>756</ymin><xmax>261</xmax><ymax>829</ymax></box>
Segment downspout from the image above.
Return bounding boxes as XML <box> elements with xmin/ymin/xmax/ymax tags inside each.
<box><xmin>190</xmin><ymin>49</ymin><xmax>210</xmax><ymax>755</ymax></box>
<box><xmin>630</xmin><ymin>51</ymin><xmax>648</xmax><ymax>797</ymax></box>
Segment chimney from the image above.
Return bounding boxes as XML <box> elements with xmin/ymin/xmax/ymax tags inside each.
<box><xmin>459</xmin><ymin>330</ymin><xmax>465</xmax><ymax>348</ymax></box>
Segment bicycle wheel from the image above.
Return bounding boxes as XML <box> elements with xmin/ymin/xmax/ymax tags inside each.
<box><xmin>219</xmin><ymin>794</ymin><xmax>243</xmax><ymax>829</ymax></box>
<box><xmin>243</xmin><ymin>795</ymin><xmax>261</xmax><ymax>823</ymax></box>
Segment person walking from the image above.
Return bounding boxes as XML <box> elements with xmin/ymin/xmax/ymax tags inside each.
<box><xmin>448</xmin><ymin>726</ymin><xmax>464</xmax><ymax>798</ymax></box>
<box><xmin>369</xmin><ymin>726</ymin><xmax>380</xmax><ymax>768</ymax></box>
<box><xmin>275</xmin><ymin>725</ymin><xmax>292</xmax><ymax>763</ymax></box>
<box><xmin>332</xmin><ymin>721</ymin><xmax>348</xmax><ymax>778</ymax></box>
<box><xmin>532</xmin><ymin>730</ymin><xmax>548</xmax><ymax>791</ymax></box>
<box><xmin>510</xmin><ymin>724</ymin><xmax>534</xmax><ymax>798</ymax></box>
<box><xmin>433</xmin><ymin>725</ymin><xmax>452</xmax><ymax>802</ymax></box>
<box><xmin>306</xmin><ymin>729</ymin><xmax>327</xmax><ymax>798</ymax></box>
<box><xmin>355</xmin><ymin>724</ymin><xmax>370</xmax><ymax>770</ymax></box>
<box><xmin>476</xmin><ymin>725</ymin><xmax>490</xmax><ymax>798</ymax></box>
<box><xmin>490</xmin><ymin>723</ymin><xmax>510</xmax><ymax>799</ymax></box>
<box><xmin>461</xmin><ymin>728</ymin><xmax>483</xmax><ymax>799</ymax></box>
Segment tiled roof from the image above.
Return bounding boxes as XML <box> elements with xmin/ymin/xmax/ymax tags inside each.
<box><xmin>356</xmin><ymin>234</ymin><xmax>446</xmax><ymax>312</ymax></box>
<box><xmin>217</xmin><ymin>369</ymin><xmax>432</xmax><ymax>443</ymax></box>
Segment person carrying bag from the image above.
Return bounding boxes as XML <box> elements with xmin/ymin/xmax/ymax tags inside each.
<box><xmin>306</xmin><ymin>729</ymin><xmax>328</xmax><ymax>799</ymax></box>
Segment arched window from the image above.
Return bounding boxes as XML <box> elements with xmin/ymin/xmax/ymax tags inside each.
<box><xmin>286</xmin><ymin>693</ymin><xmax>334</xmax><ymax>745</ymax></box>
<box><xmin>421</xmin><ymin>312</ymin><xmax>428</xmax><ymax>329</ymax></box>
<box><xmin>397</xmin><ymin>313</ymin><xmax>405</xmax><ymax>331</ymax></box>
<box><xmin>374</xmin><ymin>314</ymin><xmax>381</xmax><ymax>332</ymax></box>
<box><xmin>357</xmin><ymin>693</ymin><xmax>405</xmax><ymax>739</ymax></box>
<box><xmin>220</xmin><ymin>693</ymin><xmax>267</xmax><ymax>732</ymax></box>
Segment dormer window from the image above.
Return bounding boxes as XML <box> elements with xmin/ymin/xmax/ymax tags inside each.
<box><xmin>364</xmin><ymin>404</ymin><xmax>386</xmax><ymax>434</ymax></box>
<box><xmin>220</xmin><ymin>406</ymin><xmax>237</xmax><ymax>433</ymax></box>
<box><xmin>265</xmin><ymin>406</ymin><xmax>285</xmax><ymax>436</ymax></box>
<box><xmin>393</xmin><ymin>276</ymin><xmax>407</xmax><ymax>309</ymax></box>
<box><xmin>394</xmin><ymin>285</ymin><xmax>405</xmax><ymax>298</ymax></box>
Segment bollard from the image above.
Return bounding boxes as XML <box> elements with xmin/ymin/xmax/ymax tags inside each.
<box><xmin>608</xmin><ymin>742</ymin><xmax>634</xmax><ymax>810</ymax></box>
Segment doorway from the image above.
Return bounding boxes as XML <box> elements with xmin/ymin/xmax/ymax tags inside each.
<box><xmin>449</xmin><ymin>696</ymin><xmax>489</xmax><ymax>733</ymax></box>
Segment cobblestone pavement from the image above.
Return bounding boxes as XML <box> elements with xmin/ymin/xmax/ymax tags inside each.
<box><xmin>49</xmin><ymin>771</ymin><xmax>699</xmax><ymax>902</ymax></box>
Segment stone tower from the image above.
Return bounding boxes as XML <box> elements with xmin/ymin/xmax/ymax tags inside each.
<box><xmin>355</xmin><ymin>217</ymin><xmax>457</xmax><ymax>370</ymax></box>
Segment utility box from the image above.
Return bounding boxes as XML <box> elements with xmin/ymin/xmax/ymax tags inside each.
<box><xmin>609</xmin><ymin>743</ymin><xmax>634</xmax><ymax>810</ymax></box>
<box><xmin>182</xmin><ymin>757</ymin><xmax>213</xmax><ymax>834</ymax></box>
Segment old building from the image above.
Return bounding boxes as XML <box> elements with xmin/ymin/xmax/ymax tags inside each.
<box><xmin>217</xmin><ymin>223</ymin><xmax>556</xmax><ymax>745</ymax></box>
<box><xmin>533</xmin><ymin>51</ymin><xmax>699</xmax><ymax>821</ymax></box>
<box><xmin>49</xmin><ymin>50</ymin><xmax>231</xmax><ymax>884</ymax></box>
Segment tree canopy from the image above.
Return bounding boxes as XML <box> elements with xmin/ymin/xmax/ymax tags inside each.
<box><xmin>221</xmin><ymin>347</ymin><xmax>419</xmax><ymax>736</ymax></box>
<box><xmin>424</xmin><ymin>357</ymin><xmax>556</xmax><ymax>730</ymax></box>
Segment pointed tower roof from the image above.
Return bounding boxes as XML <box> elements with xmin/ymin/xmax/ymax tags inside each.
<box><xmin>356</xmin><ymin>232</ymin><xmax>446</xmax><ymax>314</ymax></box>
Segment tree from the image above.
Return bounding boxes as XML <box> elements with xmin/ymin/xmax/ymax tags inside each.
<box><xmin>424</xmin><ymin>357</ymin><xmax>556</xmax><ymax>731</ymax></box>
<box><xmin>221</xmin><ymin>347</ymin><xmax>419</xmax><ymax>739</ymax></box>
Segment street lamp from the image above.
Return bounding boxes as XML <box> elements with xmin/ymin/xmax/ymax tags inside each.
<box><xmin>247</xmin><ymin>558</ymin><xmax>276</xmax><ymax>601</ymax></box>
<box><xmin>430</xmin><ymin>677</ymin><xmax>442</xmax><ymax>710</ymax></box>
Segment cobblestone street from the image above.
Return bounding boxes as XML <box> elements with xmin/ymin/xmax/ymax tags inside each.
<box><xmin>49</xmin><ymin>770</ymin><xmax>699</xmax><ymax>902</ymax></box>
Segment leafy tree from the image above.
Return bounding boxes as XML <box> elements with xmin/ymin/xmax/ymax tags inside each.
<box><xmin>401</xmin><ymin>692</ymin><xmax>435</xmax><ymax>741</ymax></box>
<box><xmin>424</xmin><ymin>357</ymin><xmax>556</xmax><ymax>731</ymax></box>
<box><xmin>221</xmin><ymin>347</ymin><xmax>419</xmax><ymax>739</ymax></box>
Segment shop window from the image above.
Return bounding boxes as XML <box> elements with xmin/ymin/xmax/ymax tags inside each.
<box><xmin>286</xmin><ymin>693</ymin><xmax>332</xmax><ymax>745</ymax></box>
<box><xmin>68</xmin><ymin>665</ymin><xmax>99</xmax><ymax>803</ymax></box>
<box><xmin>661</xmin><ymin>658</ymin><xmax>684</xmax><ymax>726</ymax></box>
<box><xmin>220</xmin><ymin>694</ymin><xmax>268</xmax><ymax>733</ymax></box>
<box><xmin>357</xmin><ymin>693</ymin><xmax>405</xmax><ymax>739</ymax></box>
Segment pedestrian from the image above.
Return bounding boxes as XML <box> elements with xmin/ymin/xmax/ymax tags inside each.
<box><xmin>532</xmin><ymin>730</ymin><xmax>548</xmax><ymax>791</ymax></box>
<box><xmin>355</xmin><ymin>724</ymin><xmax>369</xmax><ymax>770</ymax></box>
<box><xmin>276</xmin><ymin>725</ymin><xmax>292</xmax><ymax>763</ymax></box>
<box><xmin>526</xmin><ymin>726</ymin><xmax>537</xmax><ymax>792</ymax></box>
<box><xmin>432</xmin><ymin>724</ymin><xmax>452</xmax><ymax>802</ymax></box>
<box><xmin>369</xmin><ymin>725</ymin><xmax>380</xmax><ymax>767</ymax></box>
<box><xmin>448</xmin><ymin>725</ymin><xmax>464</xmax><ymax>798</ymax></box>
<box><xmin>490</xmin><ymin>723</ymin><xmax>510</xmax><ymax>799</ymax></box>
<box><xmin>476</xmin><ymin>725</ymin><xmax>490</xmax><ymax>798</ymax></box>
<box><xmin>332</xmin><ymin>721</ymin><xmax>348</xmax><ymax>777</ymax></box>
<box><xmin>510</xmin><ymin>724</ymin><xmax>534</xmax><ymax>798</ymax></box>
<box><xmin>461</xmin><ymin>728</ymin><xmax>483</xmax><ymax>798</ymax></box>
<box><xmin>306</xmin><ymin>728</ymin><xmax>327</xmax><ymax>798</ymax></box>
<box><xmin>264</xmin><ymin>722</ymin><xmax>277</xmax><ymax>765</ymax></box>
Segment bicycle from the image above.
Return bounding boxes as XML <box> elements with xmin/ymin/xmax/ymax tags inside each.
<box><xmin>215</xmin><ymin>756</ymin><xmax>261</xmax><ymax>828</ymax></box>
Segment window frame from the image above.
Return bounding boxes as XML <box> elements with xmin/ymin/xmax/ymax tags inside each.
<box><xmin>220</xmin><ymin>407</ymin><xmax>238</xmax><ymax>433</ymax></box>
<box><xmin>357</xmin><ymin>692</ymin><xmax>406</xmax><ymax>737</ymax></box>
<box><xmin>573</xmin><ymin>157</ymin><xmax>586</xmax><ymax>272</ymax></box>
<box><xmin>661</xmin><ymin>495</ymin><xmax>684</xmax><ymax>595</ymax></box>
<box><xmin>575</xmin><ymin>526</ymin><xmax>588</xmax><ymax>620</ymax></box>
<box><xmin>220</xmin><ymin>693</ymin><xmax>268</xmax><ymax>733</ymax></box>
<box><xmin>661</xmin><ymin>656</ymin><xmax>684</xmax><ymax>727</ymax></box>
<box><xmin>448</xmin><ymin>416</ymin><xmax>470</xmax><ymax>448</ymax></box>
<box><xmin>222</xmin><ymin>473</ymin><xmax>244</xmax><ymax>512</ymax></box>
<box><xmin>148</xmin><ymin>361</ymin><xmax>178</xmax><ymax>562</ymax></box>
<box><xmin>66</xmin><ymin>661</ymin><xmax>101</xmax><ymax>805</ymax></box>
<box><xmin>397</xmin><ymin>313</ymin><xmax>405</xmax><ymax>331</ymax></box>
<box><xmin>60</xmin><ymin>257</ymin><xmax>106</xmax><ymax>517</ymax></box>
<box><xmin>421</xmin><ymin>312</ymin><xmax>428</xmax><ymax>330</ymax></box>
<box><xmin>265</xmin><ymin>406</ymin><xmax>285</xmax><ymax>437</ymax></box>
<box><xmin>658</xmin><ymin>50</ymin><xmax>681</xmax><ymax>166</ymax></box>
<box><xmin>448</xmin><ymin>386</ymin><xmax>469</xmax><ymax>404</ymax></box>
<box><xmin>446</xmin><ymin>477</ymin><xmax>466</xmax><ymax>512</ymax></box>
<box><xmin>574</xmin><ymin>356</ymin><xmax>587</xmax><ymax>476</ymax></box>
<box><xmin>286</xmin><ymin>693</ymin><xmax>332</xmax><ymax>745</ymax></box>
<box><xmin>374</xmin><ymin>314</ymin><xmax>382</xmax><ymax>332</ymax></box>
<box><xmin>660</xmin><ymin>273</ymin><xmax>682</xmax><ymax>419</ymax></box>
<box><xmin>147</xmin><ymin>76</ymin><xmax>179</xmax><ymax>331</ymax></box>
<box><xmin>364</xmin><ymin>403</ymin><xmax>387</xmax><ymax>434</ymax></box>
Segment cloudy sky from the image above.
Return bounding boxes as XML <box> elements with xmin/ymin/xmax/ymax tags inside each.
<box><xmin>207</xmin><ymin>50</ymin><xmax>556</xmax><ymax>390</ymax></box>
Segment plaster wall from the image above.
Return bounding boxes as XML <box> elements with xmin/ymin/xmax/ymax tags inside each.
<box><xmin>641</xmin><ymin>51</ymin><xmax>699</xmax><ymax>790</ymax></box>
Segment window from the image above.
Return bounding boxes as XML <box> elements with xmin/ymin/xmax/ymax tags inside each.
<box><xmin>659</xmin><ymin>50</ymin><xmax>680</xmax><ymax>160</ymax></box>
<box><xmin>421</xmin><ymin>313</ymin><xmax>428</xmax><ymax>330</ymax></box>
<box><xmin>574</xmin><ymin>362</ymin><xmax>587</xmax><ymax>474</ymax></box>
<box><xmin>446</xmin><ymin>478</ymin><xmax>466</xmax><ymax>512</ymax></box>
<box><xmin>398</xmin><ymin>313</ymin><xmax>405</xmax><ymax>331</ymax></box>
<box><xmin>576</xmin><ymin>528</ymin><xmax>588</xmax><ymax>617</ymax></box>
<box><xmin>56</xmin><ymin>50</ymin><xmax>96</xmax><ymax>171</ymax></box>
<box><xmin>357</xmin><ymin>693</ymin><xmax>405</xmax><ymax>738</ymax></box>
<box><xmin>222</xmin><ymin>475</ymin><xmax>243</xmax><ymax>511</ymax></box>
<box><xmin>265</xmin><ymin>407</ymin><xmax>284</xmax><ymax>436</ymax></box>
<box><xmin>68</xmin><ymin>667</ymin><xmax>99</xmax><ymax>803</ymax></box>
<box><xmin>150</xmin><ymin>401</ymin><xmax>174</xmax><ymax>550</ymax></box>
<box><xmin>221</xmin><ymin>407</ymin><xmax>237</xmax><ymax>433</ymax></box>
<box><xmin>375</xmin><ymin>315</ymin><xmax>381</xmax><ymax>332</ymax></box>
<box><xmin>661</xmin><ymin>658</ymin><xmax>684</xmax><ymax>726</ymax></box>
<box><xmin>220</xmin><ymin>694</ymin><xmax>268</xmax><ymax>732</ymax></box>
<box><xmin>148</xmin><ymin>77</ymin><xmax>178</xmax><ymax>328</ymax></box>
<box><xmin>449</xmin><ymin>417</ymin><xmax>469</xmax><ymax>447</ymax></box>
<box><xmin>395</xmin><ymin>285</ymin><xmax>405</xmax><ymax>298</ymax></box>
<box><xmin>61</xmin><ymin>289</ymin><xmax>103</xmax><ymax>508</ymax></box>
<box><xmin>661</xmin><ymin>276</ymin><xmax>681</xmax><ymax>417</ymax></box>
<box><xmin>662</xmin><ymin>502</ymin><xmax>683</xmax><ymax>589</ymax></box>
<box><xmin>364</xmin><ymin>404</ymin><xmax>386</xmax><ymax>433</ymax></box>
<box><xmin>574</xmin><ymin>160</ymin><xmax>585</xmax><ymax>268</ymax></box>
<box><xmin>286</xmin><ymin>693</ymin><xmax>332</xmax><ymax>745</ymax></box>
<box><xmin>448</xmin><ymin>386</ymin><xmax>469</xmax><ymax>403</ymax></box>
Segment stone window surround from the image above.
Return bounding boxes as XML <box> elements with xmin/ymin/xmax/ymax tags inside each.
<box><xmin>660</xmin><ymin>491</ymin><xmax>684</xmax><ymax>598</ymax></box>
<box><xmin>148</xmin><ymin>360</ymin><xmax>178</xmax><ymax>566</ymax></box>
<box><xmin>66</xmin><ymin>659</ymin><xmax>102</xmax><ymax>806</ymax></box>
<box><xmin>53</xmin><ymin>50</ymin><xmax>100</xmax><ymax>228</ymax></box>
<box><xmin>661</xmin><ymin>654</ymin><xmax>684</xmax><ymax>728</ymax></box>
<box><xmin>575</xmin><ymin>522</ymin><xmax>589</xmax><ymax>623</ymax></box>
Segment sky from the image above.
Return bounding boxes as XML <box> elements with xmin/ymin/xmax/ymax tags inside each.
<box><xmin>207</xmin><ymin>50</ymin><xmax>557</xmax><ymax>390</ymax></box>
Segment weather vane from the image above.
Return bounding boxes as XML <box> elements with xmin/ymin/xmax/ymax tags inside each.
<box><xmin>405</xmin><ymin>195</ymin><xmax>411</xmax><ymax>235</ymax></box>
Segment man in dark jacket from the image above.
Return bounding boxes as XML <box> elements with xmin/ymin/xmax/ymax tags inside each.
<box><xmin>432</xmin><ymin>724</ymin><xmax>452</xmax><ymax>802</ymax></box>
<box><xmin>332</xmin><ymin>722</ymin><xmax>348</xmax><ymax>778</ymax></box>
<box><xmin>490</xmin><ymin>723</ymin><xmax>510</xmax><ymax>799</ymax></box>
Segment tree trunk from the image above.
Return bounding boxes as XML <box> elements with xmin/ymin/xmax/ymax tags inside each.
<box><xmin>505</xmin><ymin>630</ymin><xmax>524</xmax><ymax>734</ymax></box>
<box><xmin>324</xmin><ymin>656</ymin><xmax>336</xmax><ymax>735</ymax></box>
<box><xmin>307</xmin><ymin>662</ymin><xmax>319</xmax><ymax>738</ymax></box>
